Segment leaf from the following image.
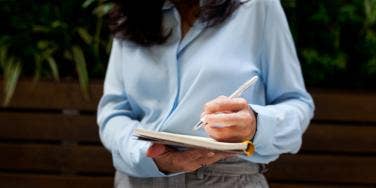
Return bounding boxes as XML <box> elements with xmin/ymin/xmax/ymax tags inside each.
<box><xmin>105</xmin><ymin>37</ymin><xmax>113</xmax><ymax>54</ymax></box>
<box><xmin>366</xmin><ymin>57</ymin><xmax>376</xmax><ymax>75</ymax></box>
<box><xmin>51</xmin><ymin>20</ymin><xmax>67</xmax><ymax>29</ymax></box>
<box><xmin>82</xmin><ymin>0</ymin><xmax>96</xmax><ymax>8</ymax></box>
<box><xmin>37</xmin><ymin>40</ymin><xmax>50</xmax><ymax>50</ymax></box>
<box><xmin>46</xmin><ymin>56</ymin><xmax>60</xmax><ymax>81</ymax></box>
<box><xmin>311</xmin><ymin>4</ymin><xmax>330</xmax><ymax>24</ymax></box>
<box><xmin>334</xmin><ymin>53</ymin><xmax>347</xmax><ymax>69</ymax></box>
<box><xmin>3</xmin><ymin>60</ymin><xmax>22</xmax><ymax>107</ymax></box>
<box><xmin>77</xmin><ymin>27</ymin><xmax>93</xmax><ymax>45</ymax></box>
<box><xmin>93</xmin><ymin>3</ymin><xmax>113</xmax><ymax>17</ymax></box>
<box><xmin>71</xmin><ymin>45</ymin><xmax>90</xmax><ymax>100</ymax></box>
<box><xmin>32</xmin><ymin>25</ymin><xmax>50</xmax><ymax>33</ymax></box>
<box><xmin>282</xmin><ymin>0</ymin><xmax>296</xmax><ymax>8</ymax></box>
<box><xmin>339</xmin><ymin>5</ymin><xmax>361</xmax><ymax>23</ymax></box>
<box><xmin>51</xmin><ymin>20</ymin><xmax>63</xmax><ymax>28</ymax></box>
<box><xmin>33</xmin><ymin>54</ymin><xmax>42</xmax><ymax>83</ymax></box>
<box><xmin>365</xmin><ymin>0</ymin><xmax>376</xmax><ymax>25</ymax></box>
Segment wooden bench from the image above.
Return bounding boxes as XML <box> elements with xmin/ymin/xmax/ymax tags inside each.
<box><xmin>0</xmin><ymin>81</ymin><xmax>375</xmax><ymax>187</ymax></box>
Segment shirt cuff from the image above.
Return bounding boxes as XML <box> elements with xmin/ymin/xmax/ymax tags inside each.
<box><xmin>249</xmin><ymin>104</ymin><xmax>279</xmax><ymax>156</ymax></box>
<box><xmin>142</xmin><ymin>142</ymin><xmax>185</xmax><ymax>177</ymax></box>
<box><xmin>140</xmin><ymin>143</ymin><xmax>170</xmax><ymax>177</ymax></box>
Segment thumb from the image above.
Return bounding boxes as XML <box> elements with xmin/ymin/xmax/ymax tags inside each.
<box><xmin>146</xmin><ymin>143</ymin><xmax>167</xmax><ymax>158</ymax></box>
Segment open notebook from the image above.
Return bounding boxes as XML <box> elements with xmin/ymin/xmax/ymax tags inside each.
<box><xmin>134</xmin><ymin>128</ymin><xmax>254</xmax><ymax>156</ymax></box>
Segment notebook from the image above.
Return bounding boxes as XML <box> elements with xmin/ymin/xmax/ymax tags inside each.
<box><xmin>134</xmin><ymin>128</ymin><xmax>254</xmax><ymax>156</ymax></box>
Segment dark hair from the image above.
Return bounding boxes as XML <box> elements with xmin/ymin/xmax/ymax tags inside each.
<box><xmin>109</xmin><ymin>0</ymin><xmax>242</xmax><ymax>46</ymax></box>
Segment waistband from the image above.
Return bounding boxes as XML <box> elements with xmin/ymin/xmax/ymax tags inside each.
<box><xmin>192</xmin><ymin>157</ymin><xmax>264</xmax><ymax>177</ymax></box>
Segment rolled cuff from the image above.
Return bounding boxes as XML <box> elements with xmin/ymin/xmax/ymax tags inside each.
<box><xmin>116</xmin><ymin>129</ymin><xmax>184</xmax><ymax>177</ymax></box>
<box><xmin>249</xmin><ymin>104</ymin><xmax>279</xmax><ymax>156</ymax></box>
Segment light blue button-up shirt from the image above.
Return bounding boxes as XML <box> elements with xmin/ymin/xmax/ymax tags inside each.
<box><xmin>97</xmin><ymin>0</ymin><xmax>314</xmax><ymax>177</ymax></box>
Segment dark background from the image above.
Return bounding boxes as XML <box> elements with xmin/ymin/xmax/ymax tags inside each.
<box><xmin>0</xmin><ymin>1</ymin><xmax>375</xmax><ymax>187</ymax></box>
<box><xmin>0</xmin><ymin>0</ymin><xmax>375</xmax><ymax>102</ymax></box>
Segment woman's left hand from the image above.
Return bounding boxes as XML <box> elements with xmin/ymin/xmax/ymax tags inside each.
<box><xmin>201</xmin><ymin>96</ymin><xmax>257</xmax><ymax>142</ymax></box>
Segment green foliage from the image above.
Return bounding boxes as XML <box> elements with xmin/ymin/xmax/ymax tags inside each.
<box><xmin>0</xmin><ymin>46</ymin><xmax>22</xmax><ymax>106</ymax></box>
<box><xmin>72</xmin><ymin>45</ymin><xmax>90</xmax><ymax>100</ymax></box>
<box><xmin>284</xmin><ymin>0</ymin><xmax>376</xmax><ymax>88</ymax></box>
<box><xmin>0</xmin><ymin>0</ymin><xmax>375</xmax><ymax>106</ymax></box>
<box><xmin>0</xmin><ymin>0</ymin><xmax>112</xmax><ymax>105</ymax></box>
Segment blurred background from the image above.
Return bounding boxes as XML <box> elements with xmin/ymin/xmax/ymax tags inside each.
<box><xmin>0</xmin><ymin>0</ymin><xmax>375</xmax><ymax>187</ymax></box>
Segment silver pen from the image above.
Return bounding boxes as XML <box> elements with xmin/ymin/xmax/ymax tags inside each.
<box><xmin>192</xmin><ymin>75</ymin><xmax>259</xmax><ymax>130</ymax></box>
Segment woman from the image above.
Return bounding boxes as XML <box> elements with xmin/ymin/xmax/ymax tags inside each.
<box><xmin>97</xmin><ymin>0</ymin><xmax>314</xmax><ymax>187</ymax></box>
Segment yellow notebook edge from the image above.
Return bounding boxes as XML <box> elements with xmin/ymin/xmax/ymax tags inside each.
<box><xmin>242</xmin><ymin>141</ymin><xmax>255</xmax><ymax>156</ymax></box>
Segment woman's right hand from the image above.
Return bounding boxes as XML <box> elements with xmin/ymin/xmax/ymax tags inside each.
<box><xmin>146</xmin><ymin>144</ymin><xmax>233</xmax><ymax>173</ymax></box>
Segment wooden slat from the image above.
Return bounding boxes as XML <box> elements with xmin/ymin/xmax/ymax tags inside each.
<box><xmin>0</xmin><ymin>112</ymin><xmax>99</xmax><ymax>143</ymax></box>
<box><xmin>301</xmin><ymin>123</ymin><xmax>376</xmax><ymax>153</ymax></box>
<box><xmin>3</xmin><ymin>112</ymin><xmax>375</xmax><ymax>153</ymax></box>
<box><xmin>0</xmin><ymin>173</ymin><xmax>112</xmax><ymax>188</ymax></box>
<box><xmin>0</xmin><ymin>175</ymin><xmax>374</xmax><ymax>188</ymax></box>
<box><xmin>0</xmin><ymin>144</ymin><xmax>114</xmax><ymax>174</ymax></box>
<box><xmin>68</xmin><ymin>145</ymin><xmax>114</xmax><ymax>174</ymax></box>
<box><xmin>310</xmin><ymin>89</ymin><xmax>376</xmax><ymax>122</ymax></box>
<box><xmin>269</xmin><ymin>183</ymin><xmax>375</xmax><ymax>188</ymax></box>
<box><xmin>0</xmin><ymin>80</ymin><xmax>102</xmax><ymax>111</ymax></box>
<box><xmin>1</xmin><ymin>81</ymin><xmax>375</xmax><ymax>120</ymax></box>
<box><xmin>266</xmin><ymin>154</ymin><xmax>376</xmax><ymax>184</ymax></box>
<box><xmin>0</xmin><ymin>174</ymin><xmax>374</xmax><ymax>188</ymax></box>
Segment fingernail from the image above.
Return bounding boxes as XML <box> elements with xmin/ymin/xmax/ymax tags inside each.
<box><xmin>211</xmin><ymin>124</ymin><xmax>226</xmax><ymax>128</ymax></box>
<box><xmin>207</xmin><ymin>152</ymin><xmax>215</xmax><ymax>157</ymax></box>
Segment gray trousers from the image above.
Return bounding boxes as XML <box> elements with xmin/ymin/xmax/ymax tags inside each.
<box><xmin>114</xmin><ymin>157</ymin><xmax>269</xmax><ymax>188</ymax></box>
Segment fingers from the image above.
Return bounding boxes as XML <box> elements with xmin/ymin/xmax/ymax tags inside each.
<box><xmin>201</xmin><ymin>96</ymin><xmax>256</xmax><ymax>142</ymax></box>
<box><xmin>146</xmin><ymin>143</ymin><xmax>167</xmax><ymax>158</ymax></box>
<box><xmin>151</xmin><ymin>148</ymin><xmax>208</xmax><ymax>173</ymax></box>
<box><xmin>203</xmin><ymin>110</ymin><xmax>251</xmax><ymax>128</ymax></box>
<box><xmin>195</xmin><ymin>151</ymin><xmax>233</xmax><ymax>168</ymax></box>
<box><xmin>179</xmin><ymin>148</ymin><xmax>208</xmax><ymax>161</ymax></box>
<box><xmin>204</xmin><ymin>96</ymin><xmax>249</xmax><ymax>114</ymax></box>
<box><xmin>204</xmin><ymin>125</ymin><xmax>247</xmax><ymax>142</ymax></box>
<box><xmin>150</xmin><ymin>147</ymin><xmax>234</xmax><ymax>173</ymax></box>
<box><xmin>203</xmin><ymin>110</ymin><xmax>255</xmax><ymax>141</ymax></box>
<box><xmin>176</xmin><ymin>150</ymin><xmax>232</xmax><ymax>172</ymax></box>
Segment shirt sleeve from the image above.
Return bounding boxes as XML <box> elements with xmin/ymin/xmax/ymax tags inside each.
<box><xmin>246</xmin><ymin>0</ymin><xmax>315</xmax><ymax>163</ymax></box>
<box><xmin>97</xmin><ymin>39</ymin><xmax>168</xmax><ymax>177</ymax></box>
